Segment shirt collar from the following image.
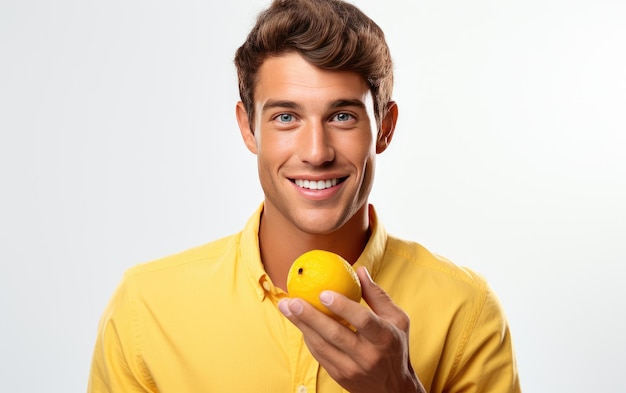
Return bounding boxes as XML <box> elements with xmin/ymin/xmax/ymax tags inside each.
<box><xmin>239</xmin><ymin>202</ymin><xmax>388</xmax><ymax>301</ymax></box>
<box><xmin>239</xmin><ymin>203</ymin><xmax>268</xmax><ymax>301</ymax></box>
<box><xmin>353</xmin><ymin>204</ymin><xmax>388</xmax><ymax>280</ymax></box>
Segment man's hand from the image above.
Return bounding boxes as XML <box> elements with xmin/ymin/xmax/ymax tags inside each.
<box><xmin>278</xmin><ymin>266</ymin><xmax>426</xmax><ymax>393</ymax></box>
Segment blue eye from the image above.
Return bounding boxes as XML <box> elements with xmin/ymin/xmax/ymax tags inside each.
<box><xmin>334</xmin><ymin>113</ymin><xmax>353</xmax><ymax>122</ymax></box>
<box><xmin>277</xmin><ymin>113</ymin><xmax>293</xmax><ymax>122</ymax></box>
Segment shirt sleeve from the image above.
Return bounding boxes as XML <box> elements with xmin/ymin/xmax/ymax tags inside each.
<box><xmin>87</xmin><ymin>273</ymin><xmax>155</xmax><ymax>393</ymax></box>
<box><xmin>447</xmin><ymin>286</ymin><xmax>522</xmax><ymax>393</ymax></box>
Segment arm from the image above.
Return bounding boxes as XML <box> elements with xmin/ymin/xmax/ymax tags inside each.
<box><xmin>88</xmin><ymin>277</ymin><xmax>154</xmax><ymax>393</ymax></box>
<box><xmin>445</xmin><ymin>287</ymin><xmax>521</xmax><ymax>393</ymax></box>
<box><xmin>278</xmin><ymin>266</ymin><xmax>426</xmax><ymax>393</ymax></box>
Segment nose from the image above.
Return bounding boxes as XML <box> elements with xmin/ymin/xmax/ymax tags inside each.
<box><xmin>297</xmin><ymin>120</ymin><xmax>335</xmax><ymax>166</ymax></box>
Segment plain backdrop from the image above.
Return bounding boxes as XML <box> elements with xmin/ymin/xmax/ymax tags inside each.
<box><xmin>1</xmin><ymin>0</ymin><xmax>624</xmax><ymax>391</ymax></box>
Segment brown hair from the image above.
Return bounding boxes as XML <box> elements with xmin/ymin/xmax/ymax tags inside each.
<box><xmin>234</xmin><ymin>0</ymin><xmax>394</xmax><ymax>131</ymax></box>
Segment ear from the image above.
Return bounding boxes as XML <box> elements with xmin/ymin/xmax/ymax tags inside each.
<box><xmin>376</xmin><ymin>101</ymin><xmax>398</xmax><ymax>154</ymax></box>
<box><xmin>236</xmin><ymin>101</ymin><xmax>258</xmax><ymax>154</ymax></box>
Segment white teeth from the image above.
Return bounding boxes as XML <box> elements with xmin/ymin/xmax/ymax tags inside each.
<box><xmin>295</xmin><ymin>178</ymin><xmax>338</xmax><ymax>190</ymax></box>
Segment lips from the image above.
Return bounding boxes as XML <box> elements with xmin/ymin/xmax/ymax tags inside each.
<box><xmin>293</xmin><ymin>177</ymin><xmax>347</xmax><ymax>190</ymax></box>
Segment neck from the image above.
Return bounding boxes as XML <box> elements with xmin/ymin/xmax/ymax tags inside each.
<box><xmin>258</xmin><ymin>204</ymin><xmax>370</xmax><ymax>292</ymax></box>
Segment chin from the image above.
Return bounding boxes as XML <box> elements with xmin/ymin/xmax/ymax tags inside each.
<box><xmin>294</xmin><ymin>221</ymin><xmax>341</xmax><ymax>235</ymax></box>
<box><xmin>291</xmin><ymin>213</ymin><xmax>345</xmax><ymax>235</ymax></box>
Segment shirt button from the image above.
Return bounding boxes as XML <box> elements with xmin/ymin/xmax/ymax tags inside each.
<box><xmin>296</xmin><ymin>385</ymin><xmax>307</xmax><ymax>393</ymax></box>
<box><xmin>262</xmin><ymin>280</ymin><xmax>271</xmax><ymax>292</ymax></box>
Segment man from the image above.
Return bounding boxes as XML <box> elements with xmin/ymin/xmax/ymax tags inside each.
<box><xmin>88</xmin><ymin>0</ymin><xmax>521</xmax><ymax>392</ymax></box>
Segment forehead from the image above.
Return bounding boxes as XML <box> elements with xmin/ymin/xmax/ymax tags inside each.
<box><xmin>254</xmin><ymin>53</ymin><xmax>371</xmax><ymax>104</ymax></box>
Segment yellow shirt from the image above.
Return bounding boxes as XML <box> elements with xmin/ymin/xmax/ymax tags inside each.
<box><xmin>88</xmin><ymin>204</ymin><xmax>520</xmax><ymax>392</ymax></box>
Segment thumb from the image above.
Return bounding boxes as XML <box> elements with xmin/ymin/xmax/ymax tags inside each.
<box><xmin>357</xmin><ymin>266</ymin><xmax>410</xmax><ymax>331</ymax></box>
<box><xmin>356</xmin><ymin>267</ymin><xmax>394</xmax><ymax>316</ymax></box>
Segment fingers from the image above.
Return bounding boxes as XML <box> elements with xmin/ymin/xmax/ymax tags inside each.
<box><xmin>277</xmin><ymin>271</ymin><xmax>418</xmax><ymax>393</ymax></box>
<box><xmin>278</xmin><ymin>266</ymin><xmax>409</xmax><ymax>341</ymax></box>
<box><xmin>278</xmin><ymin>285</ymin><xmax>417</xmax><ymax>393</ymax></box>
<box><xmin>317</xmin><ymin>289</ymin><xmax>386</xmax><ymax>342</ymax></box>
<box><xmin>278</xmin><ymin>297</ymin><xmax>357</xmax><ymax>345</ymax></box>
<box><xmin>278</xmin><ymin>297</ymin><xmax>357</xmax><ymax>366</ymax></box>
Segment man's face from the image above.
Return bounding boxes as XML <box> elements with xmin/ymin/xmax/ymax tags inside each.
<box><xmin>237</xmin><ymin>53</ymin><xmax>393</xmax><ymax>235</ymax></box>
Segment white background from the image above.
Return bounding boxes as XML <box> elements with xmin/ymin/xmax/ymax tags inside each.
<box><xmin>1</xmin><ymin>0</ymin><xmax>624</xmax><ymax>391</ymax></box>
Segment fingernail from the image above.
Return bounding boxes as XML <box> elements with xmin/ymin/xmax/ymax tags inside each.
<box><xmin>289</xmin><ymin>299</ymin><xmax>304</xmax><ymax>315</ymax></box>
<box><xmin>320</xmin><ymin>291</ymin><xmax>334</xmax><ymax>306</ymax></box>
<box><xmin>361</xmin><ymin>266</ymin><xmax>373</xmax><ymax>283</ymax></box>
<box><xmin>278</xmin><ymin>299</ymin><xmax>292</xmax><ymax>316</ymax></box>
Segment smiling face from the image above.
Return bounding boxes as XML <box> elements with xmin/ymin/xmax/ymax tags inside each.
<box><xmin>237</xmin><ymin>53</ymin><xmax>396</xmax><ymax>236</ymax></box>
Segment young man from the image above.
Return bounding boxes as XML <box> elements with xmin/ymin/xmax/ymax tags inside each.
<box><xmin>88</xmin><ymin>1</ymin><xmax>521</xmax><ymax>392</ymax></box>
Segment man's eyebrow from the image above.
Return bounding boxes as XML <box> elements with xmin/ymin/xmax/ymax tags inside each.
<box><xmin>330</xmin><ymin>99</ymin><xmax>366</xmax><ymax>109</ymax></box>
<box><xmin>262</xmin><ymin>99</ymin><xmax>366</xmax><ymax>113</ymax></box>
<box><xmin>262</xmin><ymin>100</ymin><xmax>302</xmax><ymax>112</ymax></box>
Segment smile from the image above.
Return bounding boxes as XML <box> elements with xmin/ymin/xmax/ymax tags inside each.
<box><xmin>293</xmin><ymin>178</ymin><xmax>346</xmax><ymax>190</ymax></box>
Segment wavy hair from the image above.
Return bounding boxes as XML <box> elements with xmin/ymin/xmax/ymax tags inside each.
<box><xmin>234</xmin><ymin>0</ymin><xmax>394</xmax><ymax>131</ymax></box>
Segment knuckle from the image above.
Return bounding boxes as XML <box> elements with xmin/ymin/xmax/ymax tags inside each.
<box><xmin>305</xmin><ymin>335</ymin><xmax>330</xmax><ymax>356</ymax></box>
<box><xmin>334</xmin><ymin>361</ymin><xmax>363</xmax><ymax>383</ymax></box>
<box><xmin>326</xmin><ymin>323</ymin><xmax>348</xmax><ymax>343</ymax></box>
<box><xmin>357</xmin><ymin>312</ymin><xmax>380</xmax><ymax>332</ymax></box>
<box><xmin>391</xmin><ymin>309</ymin><xmax>411</xmax><ymax>332</ymax></box>
<box><xmin>361</xmin><ymin>350</ymin><xmax>382</xmax><ymax>371</ymax></box>
<box><xmin>377</xmin><ymin>323</ymin><xmax>397</xmax><ymax>346</ymax></box>
<box><xmin>308</xmin><ymin>340</ymin><xmax>329</xmax><ymax>356</ymax></box>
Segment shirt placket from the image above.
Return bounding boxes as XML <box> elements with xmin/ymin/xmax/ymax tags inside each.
<box><xmin>260</xmin><ymin>274</ymin><xmax>319</xmax><ymax>393</ymax></box>
<box><xmin>287</xmin><ymin>320</ymin><xmax>318</xmax><ymax>393</ymax></box>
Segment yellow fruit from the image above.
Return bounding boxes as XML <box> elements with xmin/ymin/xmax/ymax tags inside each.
<box><xmin>286</xmin><ymin>250</ymin><xmax>362</xmax><ymax>319</ymax></box>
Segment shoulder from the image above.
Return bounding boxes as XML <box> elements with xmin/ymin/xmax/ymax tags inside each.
<box><xmin>380</xmin><ymin>235</ymin><xmax>499</xmax><ymax>344</ymax></box>
<box><xmin>134</xmin><ymin>233</ymin><xmax>238</xmax><ymax>272</ymax></box>
<box><xmin>383</xmin><ymin>235</ymin><xmax>489</xmax><ymax>296</ymax></box>
<box><xmin>122</xmin><ymin>232</ymin><xmax>241</xmax><ymax>289</ymax></box>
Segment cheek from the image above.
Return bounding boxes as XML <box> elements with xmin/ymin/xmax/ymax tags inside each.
<box><xmin>345</xmin><ymin>137</ymin><xmax>376</xmax><ymax>166</ymax></box>
<box><xmin>256</xmin><ymin>134</ymin><xmax>294</xmax><ymax>168</ymax></box>
<box><xmin>258</xmin><ymin>129</ymin><xmax>293</xmax><ymax>151</ymax></box>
